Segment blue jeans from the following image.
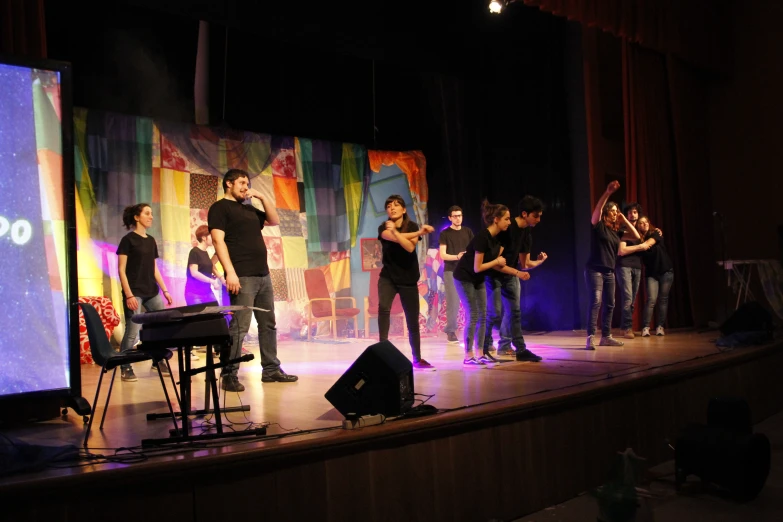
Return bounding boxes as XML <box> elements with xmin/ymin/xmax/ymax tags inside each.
<box><xmin>643</xmin><ymin>270</ymin><xmax>674</xmax><ymax>329</ymax></box>
<box><xmin>120</xmin><ymin>292</ymin><xmax>165</xmax><ymax>370</ymax></box>
<box><xmin>443</xmin><ymin>271</ymin><xmax>459</xmax><ymax>335</ymax></box>
<box><xmin>226</xmin><ymin>275</ymin><xmax>280</xmax><ymax>378</ymax></box>
<box><xmin>585</xmin><ymin>269</ymin><xmax>615</xmax><ymax>337</ymax></box>
<box><xmin>455</xmin><ymin>278</ymin><xmax>487</xmax><ymax>356</ymax></box>
<box><xmin>616</xmin><ymin>267</ymin><xmax>642</xmax><ymax>330</ymax></box>
<box><xmin>484</xmin><ymin>275</ymin><xmax>526</xmax><ymax>352</ymax></box>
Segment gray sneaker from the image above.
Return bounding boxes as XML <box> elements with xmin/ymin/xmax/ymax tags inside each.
<box><xmin>599</xmin><ymin>335</ymin><xmax>625</xmax><ymax>346</ymax></box>
<box><xmin>586</xmin><ymin>335</ymin><xmax>596</xmax><ymax>350</ymax></box>
<box><xmin>121</xmin><ymin>368</ymin><xmax>137</xmax><ymax>382</ymax></box>
<box><xmin>446</xmin><ymin>332</ymin><xmax>459</xmax><ymax>343</ymax></box>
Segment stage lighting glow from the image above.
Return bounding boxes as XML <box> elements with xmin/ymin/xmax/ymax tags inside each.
<box><xmin>489</xmin><ymin>0</ymin><xmax>504</xmax><ymax>14</ymax></box>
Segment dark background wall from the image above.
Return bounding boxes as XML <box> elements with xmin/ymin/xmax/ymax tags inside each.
<box><xmin>44</xmin><ymin>0</ymin><xmax>587</xmax><ymax>330</ymax></box>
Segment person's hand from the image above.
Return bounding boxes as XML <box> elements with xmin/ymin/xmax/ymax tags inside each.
<box><xmin>247</xmin><ymin>188</ymin><xmax>264</xmax><ymax>200</ymax></box>
<box><xmin>654</xmin><ymin>227</ymin><xmax>663</xmax><ymax>237</ymax></box>
<box><xmin>641</xmin><ymin>241</ymin><xmax>651</xmax><ymax>251</ymax></box>
<box><xmin>420</xmin><ymin>224</ymin><xmax>435</xmax><ymax>235</ymax></box>
<box><xmin>226</xmin><ymin>273</ymin><xmax>241</xmax><ymax>295</ymax></box>
<box><xmin>518</xmin><ymin>271</ymin><xmax>531</xmax><ymax>281</ymax></box>
<box><xmin>496</xmin><ymin>256</ymin><xmax>507</xmax><ymax>267</ymax></box>
<box><xmin>606</xmin><ymin>180</ymin><xmax>620</xmax><ymax>194</ymax></box>
<box><xmin>163</xmin><ymin>291</ymin><xmax>173</xmax><ymax>305</ymax></box>
<box><xmin>457</xmin><ymin>251</ymin><xmax>465</xmax><ymax>260</ymax></box>
<box><xmin>125</xmin><ymin>296</ymin><xmax>139</xmax><ymax>311</ymax></box>
<box><xmin>385</xmin><ymin>220</ymin><xmax>396</xmax><ymax>231</ymax></box>
<box><xmin>538</xmin><ymin>252</ymin><xmax>548</xmax><ymax>262</ymax></box>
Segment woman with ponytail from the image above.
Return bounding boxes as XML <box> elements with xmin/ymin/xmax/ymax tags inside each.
<box><xmin>453</xmin><ymin>200</ymin><xmax>511</xmax><ymax>366</ymax></box>
<box><xmin>116</xmin><ymin>203</ymin><xmax>173</xmax><ymax>382</ymax></box>
<box><xmin>377</xmin><ymin>195</ymin><xmax>435</xmax><ymax>370</ymax></box>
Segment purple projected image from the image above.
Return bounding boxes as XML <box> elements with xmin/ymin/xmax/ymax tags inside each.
<box><xmin>0</xmin><ymin>62</ymin><xmax>70</xmax><ymax>396</ymax></box>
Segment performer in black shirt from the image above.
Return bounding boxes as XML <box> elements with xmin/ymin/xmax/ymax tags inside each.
<box><xmin>636</xmin><ymin>216</ymin><xmax>674</xmax><ymax>337</ymax></box>
<box><xmin>438</xmin><ymin>206</ymin><xmax>473</xmax><ymax>344</ymax></box>
<box><xmin>116</xmin><ymin>203</ymin><xmax>173</xmax><ymax>382</ymax></box>
<box><xmin>209</xmin><ymin>169</ymin><xmax>298</xmax><ymax>391</ymax></box>
<box><xmin>454</xmin><ymin>200</ymin><xmax>510</xmax><ymax>366</ymax></box>
<box><xmin>484</xmin><ymin>196</ymin><xmax>547</xmax><ymax>363</ymax></box>
<box><xmin>616</xmin><ymin>203</ymin><xmax>647</xmax><ymax>339</ymax></box>
<box><xmin>584</xmin><ymin>181</ymin><xmax>644</xmax><ymax>350</ymax></box>
<box><xmin>377</xmin><ymin>195</ymin><xmax>435</xmax><ymax>370</ymax></box>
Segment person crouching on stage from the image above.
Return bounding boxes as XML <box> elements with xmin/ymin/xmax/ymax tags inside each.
<box><xmin>584</xmin><ymin>181</ymin><xmax>645</xmax><ymax>350</ymax></box>
<box><xmin>635</xmin><ymin>216</ymin><xmax>674</xmax><ymax>337</ymax></box>
<box><xmin>377</xmin><ymin>194</ymin><xmax>435</xmax><ymax>370</ymax></box>
<box><xmin>453</xmin><ymin>200</ymin><xmax>510</xmax><ymax>366</ymax></box>
<box><xmin>117</xmin><ymin>203</ymin><xmax>173</xmax><ymax>382</ymax></box>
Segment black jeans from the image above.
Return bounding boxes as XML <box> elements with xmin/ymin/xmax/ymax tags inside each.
<box><xmin>378</xmin><ymin>276</ymin><xmax>422</xmax><ymax>362</ymax></box>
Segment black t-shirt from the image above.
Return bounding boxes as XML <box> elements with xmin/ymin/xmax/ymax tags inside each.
<box><xmin>617</xmin><ymin>227</ymin><xmax>643</xmax><ymax>269</ymax></box>
<box><xmin>454</xmin><ymin>228</ymin><xmax>502</xmax><ymax>285</ymax></box>
<box><xmin>116</xmin><ymin>232</ymin><xmax>159</xmax><ymax>297</ymax></box>
<box><xmin>491</xmin><ymin>219</ymin><xmax>532</xmax><ymax>277</ymax></box>
<box><xmin>378</xmin><ymin>220</ymin><xmax>421</xmax><ymax>286</ymax></box>
<box><xmin>185</xmin><ymin>247</ymin><xmax>214</xmax><ymax>296</ymax></box>
<box><xmin>585</xmin><ymin>222</ymin><xmax>621</xmax><ymax>272</ymax></box>
<box><xmin>438</xmin><ymin>227</ymin><xmax>474</xmax><ymax>272</ymax></box>
<box><xmin>208</xmin><ymin>198</ymin><xmax>268</xmax><ymax>278</ymax></box>
<box><xmin>641</xmin><ymin>231</ymin><xmax>673</xmax><ymax>277</ymax></box>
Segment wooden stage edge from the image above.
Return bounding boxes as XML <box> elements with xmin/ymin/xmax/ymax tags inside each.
<box><xmin>4</xmin><ymin>332</ymin><xmax>783</xmax><ymax>521</ymax></box>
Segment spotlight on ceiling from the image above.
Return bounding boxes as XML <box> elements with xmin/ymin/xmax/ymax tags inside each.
<box><xmin>488</xmin><ymin>0</ymin><xmax>505</xmax><ymax>14</ymax></box>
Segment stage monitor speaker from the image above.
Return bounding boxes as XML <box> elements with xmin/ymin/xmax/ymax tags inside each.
<box><xmin>324</xmin><ymin>340</ymin><xmax>414</xmax><ymax>418</ymax></box>
<box><xmin>720</xmin><ymin>301</ymin><xmax>773</xmax><ymax>336</ymax></box>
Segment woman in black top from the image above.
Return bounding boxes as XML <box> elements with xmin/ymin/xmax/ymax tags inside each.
<box><xmin>636</xmin><ymin>216</ymin><xmax>674</xmax><ymax>337</ymax></box>
<box><xmin>377</xmin><ymin>195</ymin><xmax>435</xmax><ymax>370</ymax></box>
<box><xmin>584</xmin><ymin>182</ymin><xmax>643</xmax><ymax>350</ymax></box>
<box><xmin>185</xmin><ymin>224</ymin><xmax>224</xmax><ymax>305</ymax></box>
<box><xmin>453</xmin><ymin>200</ymin><xmax>510</xmax><ymax>366</ymax></box>
<box><xmin>116</xmin><ymin>203</ymin><xmax>173</xmax><ymax>382</ymax></box>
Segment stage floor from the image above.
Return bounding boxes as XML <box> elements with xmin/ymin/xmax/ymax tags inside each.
<box><xmin>10</xmin><ymin>329</ymin><xmax>728</xmax><ymax>453</ymax></box>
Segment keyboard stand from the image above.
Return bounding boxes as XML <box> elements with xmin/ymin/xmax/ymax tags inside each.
<box><xmin>141</xmin><ymin>335</ymin><xmax>266</xmax><ymax>447</ymax></box>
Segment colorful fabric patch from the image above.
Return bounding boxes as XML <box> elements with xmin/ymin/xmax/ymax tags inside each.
<box><xmin>308</xmin><ymin>250</ymin><xmax>330</xmax><ymax>268</ymax></box>
<box><xmin>190</xmin><ymin>173</ymin><xmax>218</xmax><ymax>209</ymax></box>
<box><xmin>253</xmin><ymin>173</ymin><xmax>275</xmax><ymax>206</ymax></box>
<box><xmin>274</xmin><ymin>176</ymin><xmax>300</xmax><ymax>211</ymax></box>
<box><xmin>278</xmin><ymin>209</ymin><xmax>303</xmax><ymax>237</ymax></box>
<box><xmin>271</xmin><ymin>148</ymin><xmax>296</xmax><ymax>178</ymax></box>
<box><xmin>281</xmin><ymin>236</ymin><xmax>307</xmax><ymax>269</ymax></box>
<box><xmin>264</xmin><ymin>236</ymin><xmax>284</xmax><ymax>269</ymax></box>
<box><xmin>270</xmin><ymin>269</ymin><xmax>289</xmax><ymax>302</ymax></box>
<box><xmin>190</xmin><ymin>208</ymin><xmax>208</xmax><ymax>244</ymax></box>
<box><xmin>329</xmin><ymin>257</ymin><xmax>351</xmax><ymax>293</ymax></box>
<box><xmin>299</xmin><ymin>212</ymin><xmax>308</xmax><ymax>240</ymax></box>
<box><xmin>285</xmin><ymin>267</ymin><xmax>307</xmax><ymax>301</ymax></box>
<box><xmin>161</xmin><ymin>134</ymin><xmax>188</xmax><ymax>171</ymax></box>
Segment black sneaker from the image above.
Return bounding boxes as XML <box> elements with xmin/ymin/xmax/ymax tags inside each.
<box><xmin>261</xmin><ymin>369</ymin><xmax>299</xmax><ymax>383</ymax></box>
<box><xmin>446</xmin><ymin>332</ymin><xmax>459</xmax><ymax>343</ymax></box>
<box><xmin>221</xmin><ymin>375</ymin><xmax>245</xmax><ymax>392</ymax></box>
<box><xmin>516</xmin><ymin>348</ymin><xmax>543</xmax><ymax>362</ymax></box>
<box><xmin>121</xmin><ymin>368</ymin><xmax>137</xmax><ymax>382</ymax></box>
<box><xmin>481</xmin><ymin>352</ymin><xmax>500</xmax><ymax>363</ymax></box>
<box><xmin>151</xmin><ymin>361</ymin><xmax>171</xmax><ymax>375</ymax></box>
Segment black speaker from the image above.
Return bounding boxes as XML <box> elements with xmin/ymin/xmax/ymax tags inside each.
<box><xmin>720</xmin><ymin>301</ymin><xmax>773</xmax><ymax>336</ymax></box>
<box><xmin>325</xmin><ymin>340</ymin><xmax>414</xmax><ymax>418</ymax></box>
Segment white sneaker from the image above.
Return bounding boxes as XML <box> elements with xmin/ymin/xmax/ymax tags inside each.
<box><xmin>191</xmin><ymin>351</ymin><xmax>200</xmax><ymax>360</ymax></box>
<box><xmin>586</xmin><ymin>335</ymin><xmax>596</xmax><ymax>350</ymax></box>
<box><xmin>656</xmin><ymin>326</ymin><xmax>665</xmax><ymax>336</ymax></box>
<box><xmin>641</xmin><ymin>327</ymin><xmax>651</xmax><ymax>337</ymax></box>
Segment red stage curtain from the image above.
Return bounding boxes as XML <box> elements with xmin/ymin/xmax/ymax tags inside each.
<box><xmin>0</xmin><ymin>0</ymin><xmax>47</xmax><ymax>58</ymax></box>
<box><xmin>622</xmin><ymin>41</ymin><xmax>715</xmax><ymax>328</ymax></box>
<box><xmin>522</xmin><ymin>0</ymin><xmax>730</xmax><ymax>73</ymax></box>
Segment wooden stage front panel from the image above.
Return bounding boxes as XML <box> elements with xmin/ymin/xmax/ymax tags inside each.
<box><xmin>2</xmin><ymin>330</ymin><xmax>782</xmax><ymax>522</ymax></box>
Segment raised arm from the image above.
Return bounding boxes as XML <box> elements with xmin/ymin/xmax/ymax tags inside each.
<box><xmin>381</xmin><ymin>223</ymin><xmax>434</xmax><ymax>253</ymax></box>
<box><xmin>211</xmin><ymin>228</ymin><xmax>241</xmax><ymax>294</ymax></box>
<box><xmin>248</xmin><ymin>188</ymin><xmax>279</xmax><ymax>226</ymax></box>
<box><xmin>592</xmin><ymin>181</ymin><xmax>620</xmax><ymax>226</ymax></box>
